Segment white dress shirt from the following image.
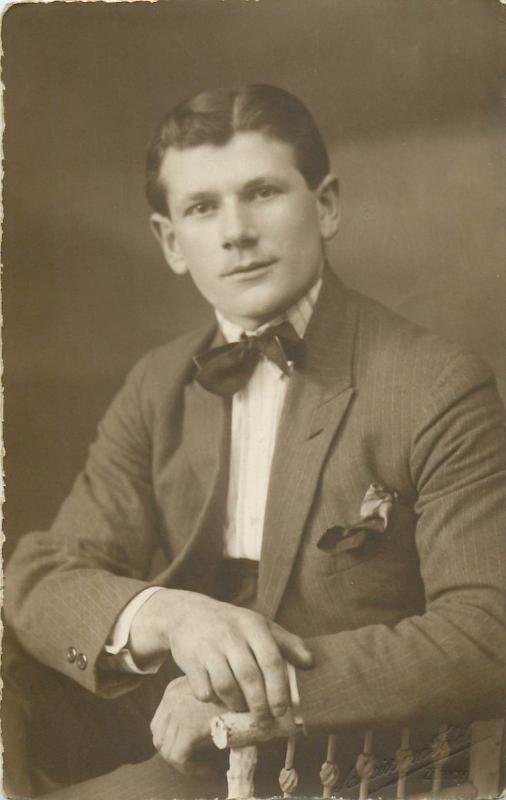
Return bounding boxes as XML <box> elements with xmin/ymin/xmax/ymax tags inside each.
<box><xmin>105</xmin><ymin>277</ymin><xmax>322</xmax><ymax>695</ymax></box>
<box><xmin>220</xmin><ymin>278</ymin><xmax>321</xmax><ymax>560</ymax></box>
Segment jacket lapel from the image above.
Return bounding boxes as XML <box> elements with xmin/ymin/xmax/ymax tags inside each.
<box><xmin>257</xmin><ymin>271</ymin><xmax>358</xmax><ymax>618</ymax></box>
<box><xmin>179</xmin><ymin>323</ymin><xmax>229</xmax><ymax>493</ymax></box>
<box><xmin>158</xmin><ymin>326</ymin><xmax>232</xmax><ymax>593</ymax></box>
<box><xmin>182</xmin><ymin>375</ymin><xmax>229</xmax><ymax>494</ymax></box>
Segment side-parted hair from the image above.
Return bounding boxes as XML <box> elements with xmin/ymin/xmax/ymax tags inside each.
<box><xmin>145</xmin><ymin>84</ymin><xmax>330</xmax><ymax>216</ymax></box>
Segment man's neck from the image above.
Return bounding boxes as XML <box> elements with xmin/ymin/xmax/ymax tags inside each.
<box><xmin>216</xmin><ymin>277</ymin><xmax>323</xmax><ymax>344</ymax></box>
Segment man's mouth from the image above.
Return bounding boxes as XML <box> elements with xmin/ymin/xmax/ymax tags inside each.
<box><xmin>225</xmin><ymin>259</ymin><xmax>276</xmax><ymax>277</ymax></box>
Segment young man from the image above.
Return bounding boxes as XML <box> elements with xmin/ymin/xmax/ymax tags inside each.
<box><xmin>4</xmin><ymin>85</ymin><xmax>506</xmax><ymax>799</ymax></box>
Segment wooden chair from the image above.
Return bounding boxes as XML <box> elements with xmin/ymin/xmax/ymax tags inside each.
<box><xmin>211</xmin><ymin>712</ymin><xmax>505</xmax><ymax>799</ymax></box>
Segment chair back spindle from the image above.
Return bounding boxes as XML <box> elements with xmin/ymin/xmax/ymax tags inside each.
<box><xmin>356</xmin><ymin>729</ymin><xmax>376</xmax><ymax>800</ymax></box>
<box><xmin>279</xmin><ymin>735</ymin><xmax>298</xmax><ymax>797</ymax></box>
<box><xmin>396</xmin><ymin>726</ymin><xmax>414</xmax><ymax>799</ymax></box>
<box><xmin>320</xmin><ymin>733</ymin><xmax>339</xmax><ymax>798</ymax></box>
<box><xmin>211</xmin><ymin>713</ymin><xmax>505</xmax><ymax>800</ymax></box>
<box><xmin>431</xmin><ymin>724</ymin><xmax>451</xmax><ymax>795</ymax></box>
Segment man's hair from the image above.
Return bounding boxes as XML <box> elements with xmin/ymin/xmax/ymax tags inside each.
<box><xmin>145</xmin><ymin>84</ymin><xmax>330</xmax><ymax>216</ymax></box>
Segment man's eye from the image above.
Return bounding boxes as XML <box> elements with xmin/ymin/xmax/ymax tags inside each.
<box><xmin>187</xmin><ymin>201</ymin><xmax>215</xmax><ymax>216</ymax></box>
<box><xmin>252</xmin><ymin>186</ymin><xmax>279</xmax><ymax>200</ymax></box>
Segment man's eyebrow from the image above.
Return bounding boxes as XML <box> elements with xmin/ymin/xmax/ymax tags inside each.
<box><xmin>179</xmin><ymin>175</ymin><xmax>287</xmax><ymax>205</ymax></box>
<box><xmin>241</xmin><ymin>175</ymin><xmax>287</xmax><ymax>192</ymax></box>
<box><xmin>182</xmin><ymin>190</ymin><xmax>217</xmax><ymax>204</ymax></box>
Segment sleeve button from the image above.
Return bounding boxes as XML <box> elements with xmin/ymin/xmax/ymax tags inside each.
<box><xmin>76</xmin><ymin>653</ymin><xmax>88</xmax><ymax>671</ymax></box>
<box><xmin>66</xmin><ymin>646</ymin><xmax>78</xmax><ymax>664</ymax></box>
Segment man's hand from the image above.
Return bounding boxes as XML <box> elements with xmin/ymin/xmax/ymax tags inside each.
<box><xmin>129</xmin><ymin>588</ymin><xmax>313</xmax><ymax>720</ymax></box>
<box><xmin>150</xmin><ymin>676</ymin><xmax>223</xmax><ymax>776</ymax></box>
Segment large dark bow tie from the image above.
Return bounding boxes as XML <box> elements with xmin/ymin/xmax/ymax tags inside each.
<box><xmin>194</xmin><ymin>321</ymin><xmax>304</xmax><ymax>396</ymax></box>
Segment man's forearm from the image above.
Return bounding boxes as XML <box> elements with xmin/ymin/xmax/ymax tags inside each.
<box><xmin>4</xmin><ymin>535</ymin><xmax>151</xmax><ymax>696</ymax></box>
<box><xmin>295</xmin><ymin>601</ymin><xmax>506</xmax><ymax>732</ymax></box>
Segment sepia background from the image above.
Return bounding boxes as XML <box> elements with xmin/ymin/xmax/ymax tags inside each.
<box><xmin>3</xmin><ymin>0</ymin><xmax>506</xmax><ymax>558</ymax></box>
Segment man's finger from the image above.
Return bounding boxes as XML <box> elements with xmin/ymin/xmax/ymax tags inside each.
<box><xmin>206</xmin><ymin>655</ymin><xmax>247</xmax><ymax>712</ymax></box>
<box><xmin>164</xmin><ymin>727</ymin><xmax>197</xmax><ymax>775</ymax></box>
<box><xmin>269</xmin><ymin>622</ymin><xmax>313</xmax><ymax>669</ymax></box>
<box><xmin>163</xmin><ymin>724</ymin><xmax>216</xmax><ymax>777</ymax></box>
<box><xmin>186</xmin><ymin>667</ymin><xmax>218</xmax><ymax>703</ymax></box>
<box><xmin>228</xmin><ymin>645</ymin><xmax>272</xmax><ymax>721</ymax></box>
<box><xmin>150</xmin><ymin>688</ymin><xmax>172</xmax><ymax>749</ymax></box>
<box><xmin>250</xmin><ymin>636</ymin><xmax>291</xmax><ymax>718</ymax></box>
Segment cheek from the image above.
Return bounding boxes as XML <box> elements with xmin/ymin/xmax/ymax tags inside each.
<box><xmin>178</xmin><ymin>222</ymin><xmax>220</xmax><ymax>258</ymax></box>
<box><xmin>268</xmin><ymin>200</ymin><xmax>319</xmax><ymax>242</ymax></box>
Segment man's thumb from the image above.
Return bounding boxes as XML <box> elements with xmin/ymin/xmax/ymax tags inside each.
<box><xmin>270</xmin><ymin>623</ymin><xmax>313</xmax><ymax>669</ymax></box>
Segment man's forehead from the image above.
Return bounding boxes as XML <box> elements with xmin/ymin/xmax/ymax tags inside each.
<box><xmin>159</xmin><ymin>131</ymin><xmax>299</xmax><ymax>200</ymax></box>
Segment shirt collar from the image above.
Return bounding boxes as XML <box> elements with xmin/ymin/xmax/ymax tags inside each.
<box><xmin>216</xmin><ymin>277</ymin><xmax>323</xmax><ymax>344</ymax></box>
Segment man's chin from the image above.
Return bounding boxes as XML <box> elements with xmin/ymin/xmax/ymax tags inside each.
<box><xmin>223</xmin><ymin>302</ymin><xmax>292</xmax><ymax>330</ymax></box>
<box><xmin>223</xmin><ymin>285</ymin><xmax>313</xmax><ymax>329</ymax></box>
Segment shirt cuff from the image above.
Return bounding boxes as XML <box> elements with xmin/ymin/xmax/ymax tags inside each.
<box><xmin>286</xmin><ymin>662</ymin><xmax>304</xmax><ymax>725</ymax></box>
<box><xmin>104</xmin><ymin>586</ymin><xmax>164</xmax><ymax>674</ymax></box>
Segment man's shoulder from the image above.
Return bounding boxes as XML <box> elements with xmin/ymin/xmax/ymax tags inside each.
<box><xmin>114</xmin><ymin>322</ymin><xmax>217</xmax><ymax>418</ymax></box>
<box><xmin>128</xmin><ymin>322</ymin><xmax>217</xmax><ymax>386</ymax></box>
<box><xmin>347</xmin><ymin>286</ymin><xmax>494</xmax><ymax>392</ymax></box>
<box><xmin>145</xmin><ymin>323</ymin><xmax>217</xmax><ymax>372</ymax></box>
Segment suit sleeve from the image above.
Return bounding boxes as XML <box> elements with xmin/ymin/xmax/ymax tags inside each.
<box><xmin>4</xmin><ymin>353</ymin><xmax>162</xmax><ymax>697</ymax></box>
<box><xmin>296</xmin><ymin>353</ymin><xmax>506</xmax><ymax>730</ymax></box>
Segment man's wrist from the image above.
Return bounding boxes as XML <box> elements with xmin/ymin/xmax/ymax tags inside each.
<box><xmin>127</xmin><ymin>586</ymin><xmax>201</xmax><ymax>663</ymax></box>
<box><xmin>106</xmin><ymin>587</ymin><xmax>163</xmax><ymax>654</ymax></box>
<box><xmin>127</xmin><ymin>586</ymin><xmax>174</xmax><ymax>663</ymax></box>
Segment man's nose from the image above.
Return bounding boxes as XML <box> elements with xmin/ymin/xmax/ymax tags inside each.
<box><xmin>221</xmin><ymin>199</ymin><xmax>257</xmax><ymax>250</ymax></box>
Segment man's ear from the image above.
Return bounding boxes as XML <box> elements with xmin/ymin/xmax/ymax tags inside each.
<box><xmin>150</xmin><ymin>213</ymin><xmax>188</xmax><ymax>275</ymax></box>
<box><xmin>315</xmin><ymin>174</ymin><xmax>340</xmax><ymax>241</ymax></box>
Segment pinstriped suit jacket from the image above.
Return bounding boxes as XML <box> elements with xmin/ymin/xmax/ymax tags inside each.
<box><xmin>6</xmin><ymin>268</ymin><xmax>506</xmax><ymax>732</ymax></box>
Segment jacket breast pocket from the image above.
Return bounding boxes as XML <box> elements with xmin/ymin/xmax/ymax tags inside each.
<box><xmin>316</xmin><ymin>527</ymin><xmax>386</xmax><ymax>575</ymax></box>
<box><xmin>311</xmin><ymin>499</ymin><xmax>416</xmax><ymax>577</ymax></box>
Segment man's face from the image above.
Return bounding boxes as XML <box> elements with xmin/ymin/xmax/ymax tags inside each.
<box><xmin>152</xmin><ymin>131</ymin><xmax>339</xmax><ymax>329</ymax></box>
